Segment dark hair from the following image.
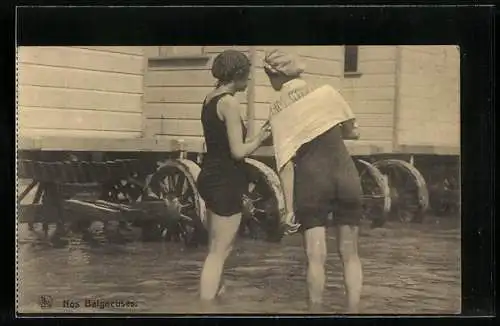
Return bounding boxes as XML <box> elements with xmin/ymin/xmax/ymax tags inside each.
<box><xmin>211</xmin><ymin>50</ymin><xmax>251</xmax><ymax>86</ymax></box>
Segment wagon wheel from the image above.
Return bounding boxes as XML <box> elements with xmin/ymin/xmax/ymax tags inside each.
<box><xmin>17</xmin><ymin>180</ymin><xmax>46</xmax><ymax>235</ymax></box>
<box><xmin>373</xmin><ymin>159</ymin><xmax>429</xmax><ymax>223</ymax></box>
<box><xmin>17</xmin><ymin>180</ymin><xmax>68</xmax><ymax>246</ymax></box>
<box><xmin>101</xmin><ymin>172</ymin><xmax>144</xmax><ymax>204</ymax></box>
<box><xmin>92</xmin><ymin>172</ymin><xmax>145</xmax><ymax>243</ymax></box>
<box><xmin>356</xmin><ymin>160</ymin><xmax>391</xmax><ymax>228</ymax></box>
<box><xmin>144</xmin><ymin>159</ymin><xmax>207</xmax><ymax>247</ymax></box>
<box><xmin>239</xmin><ymin>158</ymin><xmax>287</xmax><ymax>242</ymax></box>
<box><xmin>428</xmin><ymin>175</ymin><xmax>460</xmax><ymax>217</ymax></box>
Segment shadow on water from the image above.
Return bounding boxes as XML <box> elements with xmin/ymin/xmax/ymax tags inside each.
<box><xmin>17</xmin><ymin>215</ymin><xmax>461</xmax><ymax>314</ymax></box>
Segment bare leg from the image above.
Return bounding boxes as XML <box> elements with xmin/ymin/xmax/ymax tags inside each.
<box><xmin>335</xmin><ymin>225</ymin><xmax>362</xmax><ymax>313</ymax></box>
<box><xmin>199</xmin><ymin>210</ymin><xmax>242</xmax><ymax>301</ymax></box>
<box><xmin>279</xmin><ymin>161</ymin><xmax>299</xmax><ymax>235</ymax></box>
<box><xmin>303</xmin><ymin>226</ymin><xmax>327</xmax><ymax>309</ymax></box>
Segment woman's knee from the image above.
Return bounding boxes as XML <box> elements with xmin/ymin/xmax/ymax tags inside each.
<box><xmin>304</xmin><ymin>227</ymin><xmax>327</xmax><ymax>264</ymax></box>
<box><xmin>338</xmin><ymin>241</ymin><xmax>358</xmax><ymax>262</ymax></box>
<box><xmin>208</xmin><ymin>212</ymin><xmax>241</xmax><ymax>250</ymax></box>
<box><xmin>336</xmin><ymin>226</ymin><xmax>360</xmax><ymax>261</ymax></box>
<box><xmin>306</xmin><ymin>246</ymin><xmax>327</xmax><ymax>265</ymax></box>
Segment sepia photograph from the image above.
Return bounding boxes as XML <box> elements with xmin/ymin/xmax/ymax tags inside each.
<box><xmin>16</xmin><ymin>45</ymin><xmax>461</xmax><ymax>315</ymax></box>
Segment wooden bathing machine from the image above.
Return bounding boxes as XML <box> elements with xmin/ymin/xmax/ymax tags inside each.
<box><xmin>16</xmin><ymin>46</ymin><xmax>460</xmax><ymax>246</ymax></box>
<box><xmin>141</xmin><ymin>45</ymin><xmax>460</xmax><ymax>221</ymax></box>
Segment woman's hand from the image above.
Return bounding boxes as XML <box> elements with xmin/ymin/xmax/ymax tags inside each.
<box><xmin>261</xmin><ymin>119</ymin><xmax>271</xmax><ymax>130</ymax></box>
<box><xmin>220</xmin><ymin>97</ymin><xmax>271</xmax><ymax>160</ymax></box>
<box><xmin>258</xmin><ymin>120</ymin><xmax>272</xmax><ymax>142</ymax></box>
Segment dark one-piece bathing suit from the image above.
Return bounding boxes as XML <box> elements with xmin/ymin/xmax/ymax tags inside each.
<box><xmin>293</xmin><ymin>124</ymin><xmax>363</xmax><ymax>230</ymax></box>
<box><xmin>197</xmin><ymin>93</ymin><xmax>248</xmax><ymax>217</ymax></box>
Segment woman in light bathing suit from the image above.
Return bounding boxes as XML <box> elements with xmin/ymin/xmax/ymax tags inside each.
<box><xmin>197</xmin><ymin>50</ymin><xmax>271</xmax><ymax>304</ymax></box>
<box><xmin>264</xmin><ymin>49</ymin><xmax>363</xmax><ymax>313</ymax></box>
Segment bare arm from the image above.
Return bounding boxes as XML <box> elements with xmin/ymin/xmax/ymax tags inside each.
<box><xmin>279</xmin><ymin>160</ymin><xmax>295</xmax><ymax>216</ymax></box>
<box><xmin>260</xmin><ymin>109</ymin><xmax>274</xmax><ymax>146</ymax></box>
<box><xmin>219</xmin><ymin>96</ymin><xmax>270</xmax><ymax>160</ymax></box>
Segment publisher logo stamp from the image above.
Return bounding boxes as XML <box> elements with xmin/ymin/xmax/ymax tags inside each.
<box><xmin>39</xmin><ymin>295</ymin><xmax>53</xmax><ymax>309</ymax></box>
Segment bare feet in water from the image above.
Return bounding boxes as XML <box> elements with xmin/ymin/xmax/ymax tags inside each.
<box><xmin>345</xmin><ymin>306</ymin><xmax>360</xmax><ymax>314</ymax></box>
<box><xmin>308</xmin><ymin>302</ymin><xmax>327</xmax><ymax>314</ymax></box>
<box><xmin>308</xmin><ymin>302</ymin><xmax>360</xmax><ymax>315</ymax></box>
<box><xmin>199</xmin><ymin>281</ymin><xmax>226</xmax><ymax>313</ymax></box>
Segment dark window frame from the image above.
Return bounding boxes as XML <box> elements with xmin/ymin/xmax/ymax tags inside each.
<box><xmin>344</xmin><ymin>45</ymin><xmax>360</xmax><ymax>75</ymax></box>
<box><xmin>148</xmin><ymin>46</ymin><xmax>210</xmax><ymax>67</ymax></box>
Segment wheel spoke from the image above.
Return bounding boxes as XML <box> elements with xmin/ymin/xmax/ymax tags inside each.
<box><xmin>140</xmin><ymin>160</ymin><xmax>207</xmax><ymax>245</ymax></box>
<box><xmin>178</xmin><ymin>199</ymin><xmax>192</xmax><ymax>208</ymax></box>
<box><xmin>159</xmin><ymin>175</ymin><xmax>168</xmax><ymax>194</ymax></box>
<box><xmin>248</xmin><ymin>181</ymin><xmax>257</xmax><ymax>194</ymax></box>
<box><xmin>161</xmin><ymin>175</ymin><xmax>169</xmax><ymax>193</ymax></box>
<box><xmin>158</xmin><ymin>179</ymin><xmax>169</xmax><ymax>197</ymax></box>
<box><xmin>363</xmin><ymin>194</ymin><xmax>387</xmax><ymax>199</ymax></box>
<box><xmin>244</xmin><ymin>192</ymin><xmax>263</xmax><ymax>203</ymax></box>
<box><xmin>179</xmin><ymin>175</ymin><xmax>187</xmax><ymax>195</ymax></box>
<box><xmin>179</xmin><ymin>213</ymin><xmax>194</xmax><ymax>223</ymax></box>
<box><xmin>167</xmin><ymin>173</ymin><xmax>177</xmax><ymax>193</ymax></box>
<box><xmin>181</xmin><ymin>186</ymin><xmax>195</xmax><ymax>203</ymax></box>
<box><xmin>173</xmin><ymin>173</ymin><xmax>184</xmax><ymax>196</ymax></box>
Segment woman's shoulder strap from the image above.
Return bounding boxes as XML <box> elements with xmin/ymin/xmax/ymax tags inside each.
<box><xmin>205</xmin><ymin>91</ymin><xmax>233</xmax><ymax>107</ymax></box>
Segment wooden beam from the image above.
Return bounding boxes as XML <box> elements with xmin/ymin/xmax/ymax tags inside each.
<box><xmin>396</xmin><ymin>145</ymin><xmax>460</xmax><ymax>156</ymax></box>
<box><xmin>141</xmin><ymin>48</ymin><xmax>152</xmax><ymax>138</ymax></box>
<box><xmin>16</xmin><ymin>135</ymin><xmax>205</xmax><ymax>153</ymax></box>
<box><xmin>392</xmin><ymin>46</ymin><xmax>403</xmax><ymax>151</ymax></box>
<box><xmin>246</xmin><ymin>46</ymin><xmax>257</xmax><ymax>138</ymax></box>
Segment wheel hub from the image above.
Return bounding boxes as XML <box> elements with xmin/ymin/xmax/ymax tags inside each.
<box><xmin>163</xmin><ymin>194</ymin><xmax>190</xmax><ymax>222</ymax></box>
<box><xmin>242</xmin><ymin>194</ymin><xmax>265</xmax><ymax>221</ymax></box>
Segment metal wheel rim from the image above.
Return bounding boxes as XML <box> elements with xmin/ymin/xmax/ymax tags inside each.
<box><xmin>240</xmin><ymin>158</ymin><xmax>287</xmax><ymax>241</ymax></box>
<box><xmin>145</xmin><ymin>159</ymin><xmax>206</xmax><ymax>245</ymax></box>
<box><xmin>373</xmin><ymin>159</ymin><xmax>429</xmax><ymax>223</ymax></box>
<box><xmin>357</xmin><ymin>159</ymin><xmax>391</xmax><ymax>226</ymax></box>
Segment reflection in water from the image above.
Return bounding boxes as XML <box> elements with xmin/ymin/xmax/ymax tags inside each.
<box><xmin>17</xmin><ymin>217</ymin><xmax>461</xmax><ymax>314</ymax></box>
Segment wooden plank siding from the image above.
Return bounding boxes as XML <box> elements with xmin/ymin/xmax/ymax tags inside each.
<box><xmin>143</xmin><ymin>46</ymin><xmax>343</xmax><ymax>149</ymax></box>
<box><xmin>17</xmin><ymin>45</ymin><xmax>460</xmax><ymax>156</ymax></box>
<box><xmin>396</xmin><ymin>46</ymin><xmax>460</xmax><ymax>149</ymax></box>
<box><xmin>17</xmin><ymin>46</ymin><xmax>146</xmax><ymax>142</ymax></box>
<box><xmin>340</xmin><ymin>46</ymin><xmax>398</xmax><ymax>153</ymax></box>
<box><xmin>143</xmin><ymin>46</ymin><xmax>249</xmax><ymax>145</ymax></box>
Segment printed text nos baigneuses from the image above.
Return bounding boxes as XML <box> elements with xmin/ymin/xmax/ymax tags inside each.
<box><xmin>62</xmin><ymin>299</ymin><xmax>138</xmax><ymax>309</ymax></box>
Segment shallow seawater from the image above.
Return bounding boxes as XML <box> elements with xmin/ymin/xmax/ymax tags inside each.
<box><xmin>16</xmin><ymin>217</ymin><xmax>461</xmax><ymax>315</ymax></box>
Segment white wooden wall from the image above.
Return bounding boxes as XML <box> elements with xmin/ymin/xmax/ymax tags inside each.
<box><xmin>143</xmin><ymin>46</ymin><xmax>249</xmax><ymax>148</ymax></box>
<box><xmin>143</xmin><ymin>46</ymin><xmax>343</xmax><ymax>146</ymax></box>
<box><xmin>17</xmin><ymin>45</ymin><xmax>459</xmax><ymax>154</ymax></box>
<box><xmin>17</xmin><ymin>46</ymin><xmax>145</xmax><ymax>140</ymax></box>
<box><xmin>397</xmin><ymin>46</ymin><xmax>460</xmax><ymax>148</ymax></box>
<box><xmin>340</xmin><ymin>46</ymin><xmax>398</xmax><ymax>153</ymax></box>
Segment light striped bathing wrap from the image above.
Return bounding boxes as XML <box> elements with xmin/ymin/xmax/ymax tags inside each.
<box><xmin>269</xmin><ymin>84</ymin><xmax>356</xmax><ymax>172</ymax></box>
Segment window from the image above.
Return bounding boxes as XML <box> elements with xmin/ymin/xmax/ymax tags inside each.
<box><xmin>158</xmin><ymin>46</ymin><xmax>205</xmax><ymax>57</ymax></box>
<box><xmin>344</xmin><ymin>46</ymin><xmax>359</xmax><ymax>73</ymax></box>
<box><xmin>148</xmin><ymin>46</ymin><xmax>209</xmax><ymax>67</ymax></box>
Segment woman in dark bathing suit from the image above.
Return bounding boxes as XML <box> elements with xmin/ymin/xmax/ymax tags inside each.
<box><xmin>197</xmin><ymin>50</ymin><xmax>271</xmax><ymax>302</ymax></box>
